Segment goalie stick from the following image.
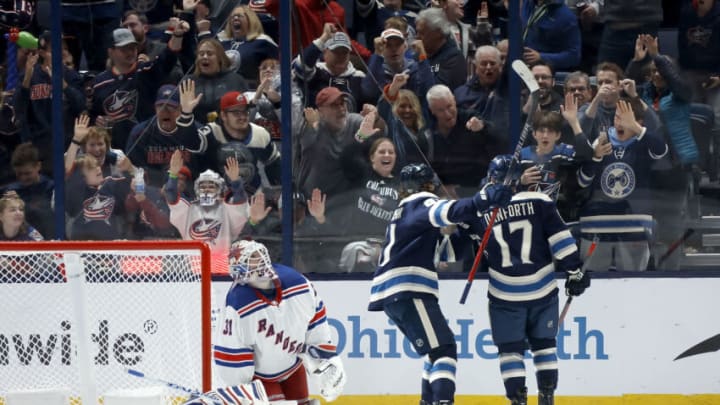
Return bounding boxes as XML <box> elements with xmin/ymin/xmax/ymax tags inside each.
<box><xmin>126</xmin><ymin>369</ymin><xmax>269</xmax><ymax>405</ymax></box>
<box><xmin>459</xmin><ymin>60</ymin><xmax>540</xmax><ymax>304</ymax></box>
<box><xmin>559</xmin><ymin>238</ymin><xmax>598</xmax><ymax>327</ymax></box>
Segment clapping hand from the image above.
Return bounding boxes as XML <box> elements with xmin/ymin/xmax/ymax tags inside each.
<box><xmin>304</xmin><ymin>107</ymin><xmax>319</xmax><ymax>129</ymax></box>
<box><xmin>465</xmin><ymin>116</ymin><xmax>485</xmax><ymax>132</ymax></box>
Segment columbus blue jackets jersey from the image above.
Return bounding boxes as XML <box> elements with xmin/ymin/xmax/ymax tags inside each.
<box><xmin>577</xmin><ymin>127</ymin><xmax>667</xmax><ymax>239</ymax></box>
<box><xmin>213</xmin><ymin>264</ymin><xmax>336</xmax><ymax>385</ymax></box>
<box><xmin>519</xmin><ymin>143</ymin><xmax>575</xmax><ymax>201</ymax></box>
<box><xmin>368</xmin><ymin>191</ymin><xmax>488</xmax><ymax>311</ymax></box>
<box><xmin>466</xmin><ymin>191</ymin><xmax>582</xmax><ymax>306</ymax></box>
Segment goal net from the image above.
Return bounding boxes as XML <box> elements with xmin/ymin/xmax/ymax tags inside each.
<box><xmin>0</xmin><ymin>241</ymin><xmax>213</xmax><ymax>405</ymax></box>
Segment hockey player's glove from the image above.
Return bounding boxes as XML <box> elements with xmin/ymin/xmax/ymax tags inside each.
<box><xmin>474</xmin><ymin>183</ymin><xmax>513</xmax><ymax>211</ymax></box>
<box><xmin>565</xmin><ymin>268</ymin><xmax>591</xmax><ymax>296</ymax></box>
<box><xmin>304</xmin><ymin>355</ymin><xmax>346</xmax><ymax>402</ymax></box>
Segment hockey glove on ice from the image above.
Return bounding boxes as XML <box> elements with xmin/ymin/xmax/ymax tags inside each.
<box><xmin>565</xmin><ymin>268</ymin><xmax>591</xmax><ymax>296</ymax></box>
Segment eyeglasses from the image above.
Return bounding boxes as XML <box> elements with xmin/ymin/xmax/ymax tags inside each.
<box><xmin>534</xmin><ymin>75</ymin><xmax>553</xmax><ymax>81</ymax></box>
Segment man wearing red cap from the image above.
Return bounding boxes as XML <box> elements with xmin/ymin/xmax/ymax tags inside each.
<box><xmin>196</xmin><ymin>90</ymin><xmax>281</xmax><ymax>192</ymax></box>
<box><xmin>297</xmin><ymin>86</ymin><xmax>382</xmax><ymax>212</ymax></box>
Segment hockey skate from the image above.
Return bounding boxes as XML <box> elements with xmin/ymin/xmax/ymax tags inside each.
<box><xmin>538</xmin><ymin>388</ymin><xmax>555</xmax><ymax>405</ymax></box>
<box><xmin>509</xmin><ymin>387</ymin><xmax>527</xmax><ymax>405</ymax></box>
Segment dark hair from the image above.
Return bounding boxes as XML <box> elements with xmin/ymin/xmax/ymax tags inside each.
<box><xmin>532</xmin><ymin>111</ymin><xmax>563</xmax><ymax>132</ymax></box>
<box><xmin>368</xmin><ymin>137</ymin><xmax>396</xmax><ymax>161</ymax></box>
<box><xmin>530</xmin><ymin>59</ymin><xmax>554</xmax><ymax>76</ymax></box>
<box><xmin>596</xmin><ymin>62</ymin><xmax>625</xmax><ymax>82</ymax></box>
<box><xmin>11</xmin><ymin>142</ymin><xmax>40</xmax><ymax>168</ymax></box>
<box><xmin>619</xmin><ymin>97</ymin><xmax>645</xmax><ymax>121</ymax></box>
<box><xmin>122</xmin><ymin>10</ymin><xmax>149</xmax><ymax>25</ymax></box>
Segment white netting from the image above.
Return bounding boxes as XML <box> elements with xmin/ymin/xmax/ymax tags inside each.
<box><xmin>0</xmin><ymin>243</ymin><xmax>210</xmax><ymax>405</ymax></box>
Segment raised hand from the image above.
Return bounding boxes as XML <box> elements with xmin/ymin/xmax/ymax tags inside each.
<box><xmin>179</xmin><ymin>79</ymin><xmax>203</xmax><ymax>114</ymax></box>
<box><xmin>360</xmin><ymin>103</ymin><xmax>377</xmax><ymax>117</ymax></box>
<box><xmin>307</xmin><ymin>188</ymin><xmax>326</xmax><ymax>223</ymax></box>
<box><xmin>356</xmin><ymin>111</ymin><xmax>381</xmax><ymax>142</ymax></box>
<box><xmin>619</xmin><ymin>78</ymin><xmax>638</xmax><ymax>99</ymax></box>
<box><xmin>321</xmin><ymin>23</ymin><xmax>337</xmax><ymax>43</ymax></box>
<box><xmin>249</xmin><ymin>191</ymin><xmax>272</xmax><ymax>224</ymax></box>
<box><xmin>304</xmin><ymin>107</ymin><xmax>319</xmax><ymax>129</ymax></box>
<box><xmin>389</xmin><ymin>72</ymin><xmax>409</xmax><ymax>96</ymax></box>
<box><xmin>73</xmin><ymin>114</ymin><xmax>91</xmax><ymax>142</ymax></box>
<box><xmin>410</xmin><ymin>40</ymin><xmax>426</xmax><ymax>59</ymax></box>
<box><xmin>225</xmin><ymin>156</ymin><xmax>241</xmax><ymax>182</ymax></box>
<box><xmin>465</xmin><ymin>116</ymin><xmax>485</xmax><ymax>132</ymax></box>
<box><xmin>615</xmin><ymin>99</ymin><xmax>642</xmax><ymax>135</ymax></box>
<box><xmin>633</xmin><ymin>35</ymin><xmax>647</xmax><ymax>61</ymax></box>
<box><xmin>196</xmin><ymin>19</ymin><xmax>211</xmax><ymax>33</ymax></box>
<box><xmin>643</xmin><ymin>34</ymin><xmax>659</xmax><ymax>57</ymax></box>
<box><xmin>183</xmin><ymin>0</ymin><xmax>200</xmax><ymax>11</ymax></box>
<box><xmin>560</xmin><ymin>92</ymin><xmax>579</xmax><ymax>124</ymax></box>
<box><xmin>169</xmin><ymin>149</ymin><xmax>184</xmax><ymax>176</ymax></box>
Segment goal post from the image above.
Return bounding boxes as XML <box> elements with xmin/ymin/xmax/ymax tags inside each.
<box><xmin>0</xmin><ymin>240</ymin><xmax>213</xmax><ymax>404</ymax></box>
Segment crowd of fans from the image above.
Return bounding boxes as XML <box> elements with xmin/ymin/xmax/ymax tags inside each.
<box><xmin>0</xmin><ymin>0</ymin><xmax>718</xmax><ymax>273</ymax></box>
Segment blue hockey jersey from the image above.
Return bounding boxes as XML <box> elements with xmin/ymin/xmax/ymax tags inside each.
<box><xmin>368</xmin><ymin>191</ymin><xmax>487</xmax><ymax>311</ymax></box>
<box><xmin>466</xmin><ymin>191</ymin><xmax>582</xmax><ymax>306</ymax></box>
<box><xmin>577</xmin><ymin>127</ymin><xmax>667</xmax><ymax>240</ymax></box>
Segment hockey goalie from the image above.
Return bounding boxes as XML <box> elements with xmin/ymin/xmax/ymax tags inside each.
<box><xmin>185</xmin><ymin>240</ymin><xmax>346</xmax><ymax>405</ymax></box>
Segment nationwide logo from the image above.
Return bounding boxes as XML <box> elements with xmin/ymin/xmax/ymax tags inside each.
<box><xmin>0</xmin><ymin>320</ymin><xmax>147</xmax><ymax>366</ymax></box>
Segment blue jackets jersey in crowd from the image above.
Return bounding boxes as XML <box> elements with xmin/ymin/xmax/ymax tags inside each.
<box><xmin>678</xmin><ymin>0</ymin><xmax>720</xmax><ymax>72</ymax></box>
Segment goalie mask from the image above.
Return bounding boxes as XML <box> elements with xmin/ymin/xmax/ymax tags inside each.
<box><xmin>194</xmin><ymin>169</ymin><xmax>226</xmax><ymax>206</ymax></box>
<box><xmin>228</xmin><ymin>240</ymin><xmax>277</xmax><ymax>285</ymax></box>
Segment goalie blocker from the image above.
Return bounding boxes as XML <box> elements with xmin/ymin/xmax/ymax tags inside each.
<box><xmin>207</xmin><ymin>240</ymin><xmax>346</xmax><ymax>404</ymax></box>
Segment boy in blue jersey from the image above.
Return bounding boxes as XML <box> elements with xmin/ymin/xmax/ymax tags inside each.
<box><xmin>577</xmin><ymin>98</ymin><xmax>668</xmax><ymax>271</ymax></box>
<box><xmin>466</xmin><ymin>155</ymin><xmax>591</xmax><ymax>405</ymax></box>
<box><xmin>519</xmin><ymin>111</ymin><xmax>577</xmax><ymax>202</ymax></box>
<box><xmin>368</xmin><ymin>163</ymin><xmax>512</xmax><ymax>405</ymax></box>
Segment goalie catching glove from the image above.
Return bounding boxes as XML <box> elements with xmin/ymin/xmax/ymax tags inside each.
<box><xmin>303</xmin><ymin>353</ymin><xmax>347</xmax><ymax>402</ymax></box>
<box><xmin>565</xmin><ymin>268</ymin><xmax>590</xmax><ymax>297</ymax></box>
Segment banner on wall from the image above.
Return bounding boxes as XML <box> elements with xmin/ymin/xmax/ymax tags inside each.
<box><xmin>2</xmin><ymin>278</ymin><xmax>718</xmax><ymax>396</ymax></box>
<box><xmin>240</xmin><ymin>278</ymin><xmax>719</xmax><ymax>396</ymax></box>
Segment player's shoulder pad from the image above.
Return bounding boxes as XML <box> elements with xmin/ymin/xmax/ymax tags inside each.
<box><xmin>512</xmin><ymin>191</ymin><xmax>553</xmax><ymax>203</ymax></box>
<box><xmin>274</xmin><ymin>263</ymin><xmax>309</xmax><ymax>287</ymax></box>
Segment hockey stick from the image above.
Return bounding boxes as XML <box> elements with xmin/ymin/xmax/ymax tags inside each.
<box><xmin>126</xmin><ymin>369</ymin><xmax>269</xmax><ymax>405</ymax></box>
<box><xmin>656</xmin><ymin>228</ymin><xmax>695</xmax><ymax>268</ymax></box>
<box><xmin>559</xmin><ymin>238</ymin><xmax>598</xmax><ymax>326</ymax></box>
<box><xmin>459</xmin><ymin>60</ymin><xmax>540</xmax><ymax>304</ymax></box>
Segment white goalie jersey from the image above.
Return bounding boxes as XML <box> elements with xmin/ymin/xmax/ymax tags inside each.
<box><xmin>213</xmin><ymin>264</ymin><xmax>337</xmax><ymax>386</ymax></box>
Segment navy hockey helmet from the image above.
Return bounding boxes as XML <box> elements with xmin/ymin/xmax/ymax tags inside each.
<box><xmin>400</xmin><ymin>164</ymin><xmax>436</xmax><ymax>193</ymax></box>
<box><xmin>485</xmin><ymin>154</ymin><xmax>520</xmax><ymax>185</ymax></box>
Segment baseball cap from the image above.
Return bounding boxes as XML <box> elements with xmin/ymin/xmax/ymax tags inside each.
<box><xmin>178</xmin><ymin>166</ymin><xmax>193</xmax><ymax>180</ymax></box>
<box><xmin>220</xmin><ymin>91</ymin><xmax>249</xmax><ymax>111</ymax></box>
<box><xmin>315</xmin><ymin>87</ymin><xmax>346</xmax><ymax>108</ymax></box>
<box><xmin>326</xmin><ymin>32</ymin><xmax>351</xmax><ymax>51</ymax></box>
<box><xmin>112</xmin><ymin>28</ymin><xmax>137</xmax><ymax>47</ymax></box>
<box><xmin>155</xmin><ymin>85</ymin><xmax>180</xmax><ymax>107</ymax></box>
<box><xmin>381</xmin><ymin>28</ymin><xmax>404</xmax><ymax>41</ymax></box>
